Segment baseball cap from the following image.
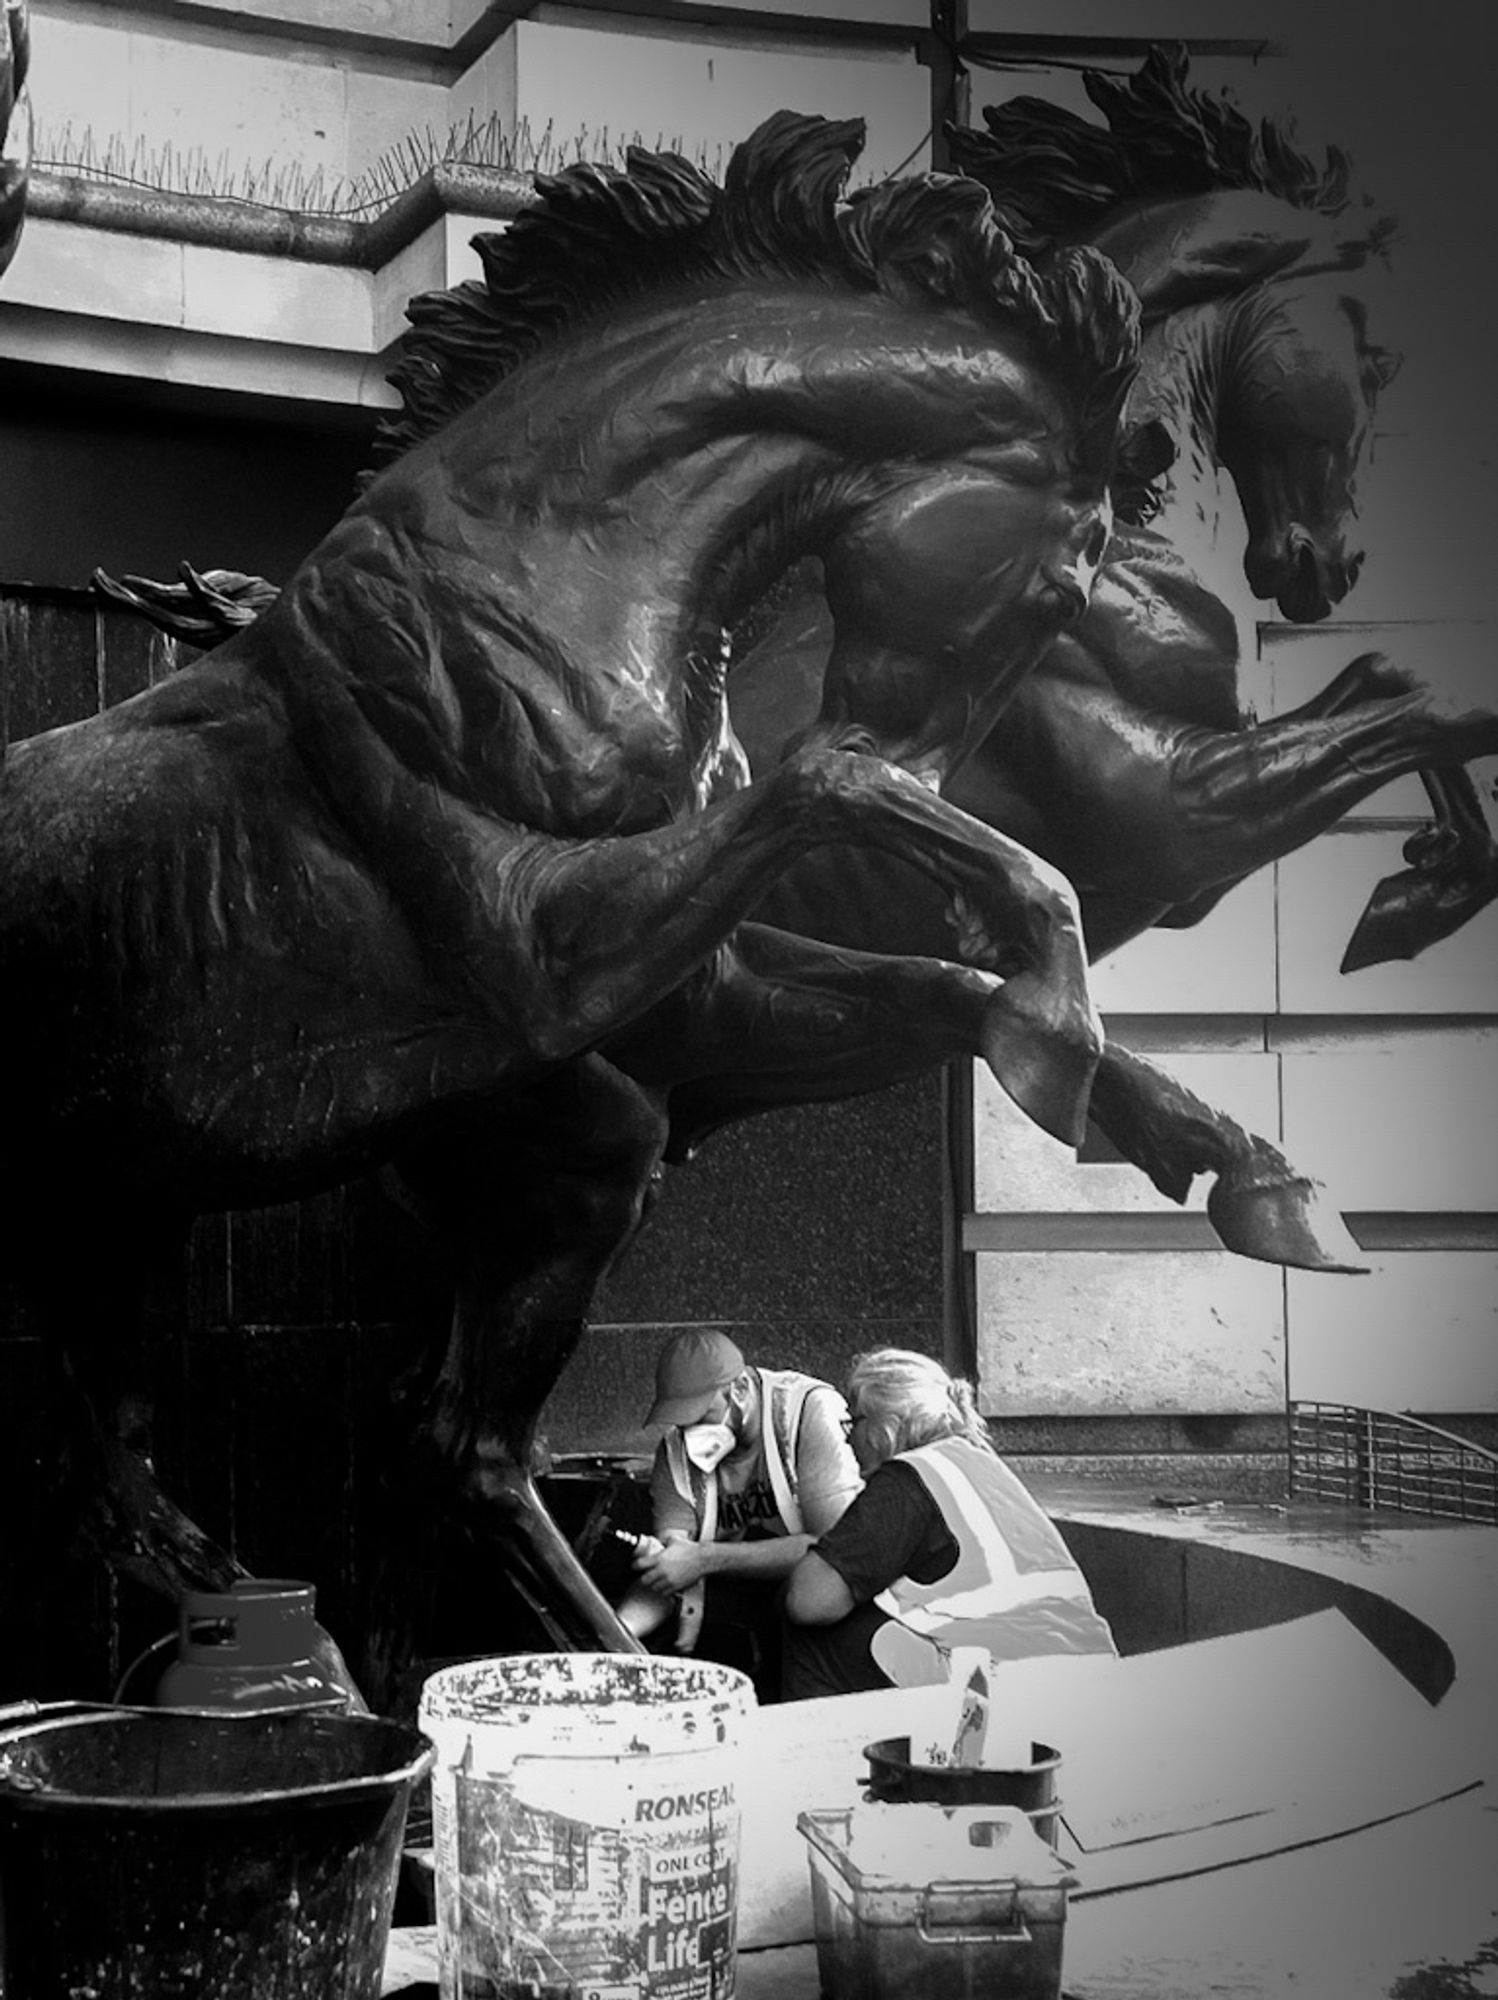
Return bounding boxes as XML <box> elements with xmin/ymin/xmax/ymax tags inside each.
<box><xmin>644</xmin><ymin>1329</ymin><xmax>746</xmax><ymax>1428</ymax></box>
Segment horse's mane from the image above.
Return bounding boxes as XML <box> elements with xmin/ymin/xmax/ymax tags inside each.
<box><xmin>948</xmin><ymin>44</ymin><xmax>1374</xmax><ymax>256</ymax></box>
<box><xmin>370</xmin><ymin>109</ymin><xmax>1140</xmax><ymax>475</ymax></box>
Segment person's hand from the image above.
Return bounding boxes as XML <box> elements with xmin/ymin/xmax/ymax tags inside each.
<box><xmin>635</xmin><ymin>1538</ymin><xmax>709</xmax><ymax>1594</ymax></box>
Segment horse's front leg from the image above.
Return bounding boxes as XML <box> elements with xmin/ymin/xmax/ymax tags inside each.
<box><xmin>1197</xmin><ymin>646</ymin><xmax>1498</xmax><ymax>970</ymax></box>
<box><xmin>957</xmin><ymin>646</ymin><xmax>1498</xmax><ymax>958</ymax></box>
<box><xmin>609</xmin><ymin>928</ymin><xmax>1365</xmax><ymax>1275</ymax></box>
<box><xmin>1343</xmin><ymin>761</ymin><xmax>1498</xmax><ymax>970</ymax></box>
<box><xmin>393</xmin><ymin>1057</ymin><xmax>669</xmax><ymax>1655</ymax></box>
<box><xmin>515</xmin><ymin>752</ymin><xmax>1100</xmax><ymax>1147</ymax></box>
<box><xmin>1086</xmin><ymin>1045</ymin><xmax>1366</xmax><ymax>1274</ymax></box>
<box><xmin>607</xmin><ymin>921</ymin><xmax>1003</xmax><ymax>1154</ymax></box>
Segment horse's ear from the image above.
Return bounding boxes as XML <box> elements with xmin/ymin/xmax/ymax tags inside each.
<box><xmin>1091</xmin><ymin>190</ymin><xmax>1384</xmax><ymax>319</ymax></box>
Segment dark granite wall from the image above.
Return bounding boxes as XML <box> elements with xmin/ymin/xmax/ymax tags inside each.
<box><xmin>548</xmin><ymin>1076</ymin><xmax>956</xmax><ymax>1459</ymax></box>
<box><xmin>0</xmin><ymin>365</ymin><xmax>375</xmax><ymax>589</ymax></box>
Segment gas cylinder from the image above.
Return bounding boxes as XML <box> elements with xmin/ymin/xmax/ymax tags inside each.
<box><xmin>154</xmin><ymin>1577</ymin><xmax>351</xmax><ymax>1713</ymax></box>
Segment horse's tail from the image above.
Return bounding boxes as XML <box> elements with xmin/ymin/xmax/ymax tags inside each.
<box><xmin>91</xmin><ymin>563</ymin><xmax>281</xmax><ymax>648</ymax></box>
<box><xmin>1</xmin><ymin>0</ymin><xmax>31</xmax><ymax>279</ymax></box>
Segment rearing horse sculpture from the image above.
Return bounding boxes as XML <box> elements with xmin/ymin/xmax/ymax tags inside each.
<box><xmin>5</xmin><ymin>113</ymin><xmax>1148</xmax><ymax>1675</ymax></box>
<box><xmin>950</xmin><ymin>47</ymin><xmax>1498</xmax><ymax>972</ymax></box>
<box><xmin>714</xmin><ymin>49</ymin><xmax>1498</xmax><ymax>1217</ymax></box>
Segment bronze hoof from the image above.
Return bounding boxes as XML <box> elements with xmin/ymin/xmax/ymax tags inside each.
<box><xmin>1342</xmin><ymin>860</ymin><xmax>1498</xmax><ymax>973</ymax></box>
<box><xmin>1207</xmin><ymin>1174</ymin><xmax>1368</xmax><ymax>1275</ymax></box>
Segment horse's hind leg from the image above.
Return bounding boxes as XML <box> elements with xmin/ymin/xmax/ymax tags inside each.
<box><xmin>392</xmin><ymin>1056</ymin><xmax>669</xmax><ymax>1654</ymax></box>
<box><xmin>1085</xmin><ymin>1045</ymin><xmax>1366</xmax><ymax>1274</ymax></box>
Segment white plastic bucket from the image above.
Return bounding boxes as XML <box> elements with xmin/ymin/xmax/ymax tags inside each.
<box><xmin>420</xmin><ymin>1652</ymin><xmax>755</xmax><ymax>1999</ymax></box>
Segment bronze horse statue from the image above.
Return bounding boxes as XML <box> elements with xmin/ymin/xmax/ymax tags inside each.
<box><xmin>8</xmin><ymin>112</ymin><xmax>1164</xmax><ymax>1683</ymax></box>
<box><xmin>63</xmin><ymin>66</ymin><xmax>1493</xmax><ymax>1685</ymax></box>
<box><xmin>129</xmin><ymin>54</ymin><xmax>1495</xmax><ymax>1265</ymax></box>
<box><xmin>704</xmin><ymin>49</ymin><xmax>1498</xmax><ymax>1186</ymax></box>
<box><xmin>952</xmin><ymin>46</ymin><xmax>1498</xmax><ymax>973</ymax></box>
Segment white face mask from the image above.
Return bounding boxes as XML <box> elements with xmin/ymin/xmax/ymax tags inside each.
<box><xmin>680</xmin><ymin>1420</ymin><xmax>736</xmax><ymax>1472</ymax></box>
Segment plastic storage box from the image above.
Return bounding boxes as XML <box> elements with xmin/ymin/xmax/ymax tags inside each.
<box><xmin>797</xmin><ymin>1803</ymin><xmax>1074</xmax><ymax>2000</ymax></box>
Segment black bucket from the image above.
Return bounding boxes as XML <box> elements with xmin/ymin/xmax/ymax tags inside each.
<box><xmin>0</xmin><ymin>1703</ymin><xmax>435</xmax><ymax>1999</ymax></box>
<box><xmin>863</xmin><ymin>1735</ymin><xmax>1062</xmax><ymax>1844</ymax></box>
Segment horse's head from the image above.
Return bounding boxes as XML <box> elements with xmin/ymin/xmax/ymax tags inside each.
<box><xmin>1217</xmin><ymin>269</ymin><xmax>1401</xmax><ymax>622</ymax></box>
<box><xmin>948</xmin><ymin>46</ymin><xmax>1403</xmax><ymax>626</ymax></box>
<box><xmin>1032</xmin><ymin>185</ymin><xmax>1401</xmax><ymax>630</ymax></box>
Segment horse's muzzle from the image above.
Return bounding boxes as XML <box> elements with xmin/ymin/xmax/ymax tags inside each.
<box><xmin>1253</xmin><ymin>528</ymin><xmax>1363</xmax><ymax>625</ymax></box>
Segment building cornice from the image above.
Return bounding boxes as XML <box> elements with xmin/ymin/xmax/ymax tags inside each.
<box><xmin>25</xmin><ymin>162</ymin><xmax>534</xmax><ymax>267</ymax></box>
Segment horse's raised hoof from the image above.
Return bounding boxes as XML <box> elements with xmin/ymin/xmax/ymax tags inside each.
<box><xmin>1342</xmin><ymin>857</ymin><xmax>1498</xmax><ymax>972</ymax></box>
<box><xmin>1207</xmin><ymin>1173</ymin><xmax>1368</xmax><ymax>1275</ymax></box>
<box><xmin>980</xmin><ymin>981</ymin><xmax>1101</xmax><ymax>1150</ymax></box>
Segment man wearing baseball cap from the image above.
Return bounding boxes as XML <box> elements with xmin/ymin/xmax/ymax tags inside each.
<box><xmin>619</xmin><ymin>1328</ymin><xmax>862</xmax><ymax>1696</ymax></box>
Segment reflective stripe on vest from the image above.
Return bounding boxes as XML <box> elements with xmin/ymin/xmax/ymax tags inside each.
<box><xmin>874</xmin><ymin>1437</ymin><xmax>1114</xmax><ymax>1658</ymax></box>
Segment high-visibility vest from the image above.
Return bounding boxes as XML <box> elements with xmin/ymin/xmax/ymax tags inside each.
<box><xmin>874</xmin><ymin>1437</ymin><xmax>1116</xmax><ymax>1661</ymax></box>
<box><xmin>662</xmin><ymin>1367</ymin><xmax>824</xmax><ymax>1542</ymax></box>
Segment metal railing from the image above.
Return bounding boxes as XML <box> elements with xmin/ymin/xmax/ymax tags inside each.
<box><xmin>1289</xmin><ymin>1402</ymin><xmax>1498</xmax><ymax>1524</ymax></box>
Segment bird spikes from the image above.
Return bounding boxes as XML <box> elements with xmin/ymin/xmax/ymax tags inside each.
<box><xmin>31</xmin><ymin>110</ymin><xmax>732</xmax><ymax>217</ymax></box>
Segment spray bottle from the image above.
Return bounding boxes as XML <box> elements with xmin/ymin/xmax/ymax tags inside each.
<box><xmin>612</xmin><ymin>1529</ymin><xmax>704</xmax><ymax>1653</ymax></box>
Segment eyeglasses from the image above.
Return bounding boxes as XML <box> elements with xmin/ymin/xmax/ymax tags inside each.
<box><xmin>841</xmin><ymin>1414</ymin><xmax>861</xmax><ymax>1439</ymax></box>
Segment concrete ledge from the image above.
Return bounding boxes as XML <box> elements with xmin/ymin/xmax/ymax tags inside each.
<box><xmin>0</xmin><ymin>298</ymin><xmax>399</xmax><ymax>409</ymax></box>
<box><xmin>736</xmin><ymin>1493</ymin><xmax>1491</xmax><ymax>1945</ymax></box>
<box><xmin>1054</xmin><ymin>1511</ymin><xmax>1455</xmax><ymax>1703</ymax></box>
<box><xmin>5</xmin><ymin>167</ymin><xmax>531</xmax><ymax>406</ymax></box>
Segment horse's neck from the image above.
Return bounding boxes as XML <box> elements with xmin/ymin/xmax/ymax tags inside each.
<box><xmin>282</xmin><ymin>302</ymin><xmax>875</xmax><ymax>833</ymax></box>
<box><xmin>400</xmin><ymin>319</ymin><xmax>859</xmax><ymax>701</ymax></box>
<box><xmin>414</xmin><ymin>281</ymin><xmax>1068</xmax><ymax>655</ymax></box>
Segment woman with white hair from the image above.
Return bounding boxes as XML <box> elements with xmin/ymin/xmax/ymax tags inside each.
<box><xmin>783</xmin><ymin>1347</ymin><xmax>1115</xmax><ymax>1698</ymax></box>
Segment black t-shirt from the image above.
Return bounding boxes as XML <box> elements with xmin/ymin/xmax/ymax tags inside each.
<box><xmin>810</xmin><ymin>1459</ymin><xmax>959</xmax><ymax>1602</ymax></box>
